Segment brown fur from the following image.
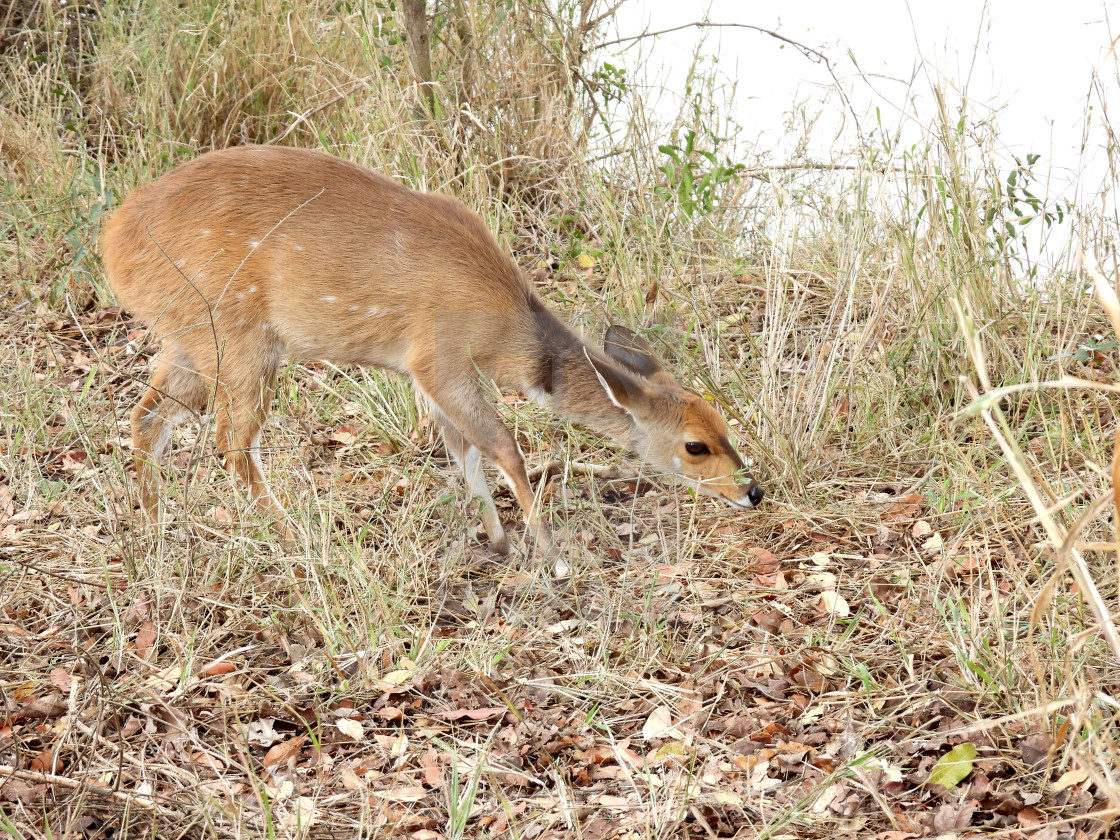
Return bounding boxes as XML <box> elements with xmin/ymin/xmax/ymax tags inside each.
<box><xmin>101</xmin><ymin>146</ymin><xmax>762</xmax><ymax>554</ymax></box>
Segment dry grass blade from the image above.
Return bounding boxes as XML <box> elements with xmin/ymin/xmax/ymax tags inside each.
<box><xmin>1084</xmin><ymin>255</ymin><xmax>1120</xmax><ymax>571</ymax></box>
<box><xmin>952</xmin><ymin>298</ymin><xmax>1120</xmax><ymax>661</ymax></box>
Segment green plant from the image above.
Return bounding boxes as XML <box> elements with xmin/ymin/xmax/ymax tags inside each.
<box><xmin>984</xmin><ymin>152</ymin><xmax>1069</xmax><ymax>276</ymax></box>
<box><xmin>655</xmin><ymin>126</ymin><xmax>744</xmax><ymax>218</ymax></box>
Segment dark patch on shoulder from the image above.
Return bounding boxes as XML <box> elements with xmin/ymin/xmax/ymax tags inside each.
<box><xmin>528</xmin><ymin>305</ymin><xmax>580</xmax><ymax>395</ymax></box>
<box><xmin>533</xmin><ymin>354</ymin><xmax>555</xmax><ymax>394</ymax></box>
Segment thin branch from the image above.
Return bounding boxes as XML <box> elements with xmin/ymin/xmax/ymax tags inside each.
<box><xmin>596</xmin><ymin>21</ymin><xmax>820</xmax><ymax>55</ymax></box>
<box><xmin>0</xmin><ymin>765</ymin><xmax>184</xmax><ymax>817</ymax></box>
<box><xmin>953</xmin><ymin>296</ymin><xmax>1120</xmax><ymax>663</ymax></box>
<box><xmin>269</xmin><ymin>90</ymin><xmax>350</xmax><ymax>145</ymax></box>
<box><xmin>526</xmin><ymin>460</ymin><xmax>638</xmax><ymax>482</ymax></box>
<box><xmin>582</xmin><ymin>0</ymin><xmax>628</xmax><ymax>36</ymax></box>
<box><xmin>739</xmin><ymin>162</ymin><xmax>901</xmax><ymax>178</ymax></box>
<box><xmin>594</xmin><ymin>21</ymin><xmax>864</xmax><ymax>144</ymax></box>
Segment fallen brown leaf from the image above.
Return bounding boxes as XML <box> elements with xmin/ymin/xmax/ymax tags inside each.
<box><xmin>642</xmin><ymin>706</ymin><xmax>678</xmax><ymax>740</ymax></box>
<box><xmin>29</xmin><ymin>749</ymin><xmax>63</xmax><ymax>773</ymax></box>
<box><xmin>201</xmin><ymin>661</ymin><xmax>237</xmax><ymax>677</ymax></box>
<box><xmin>49</xmin><ymin>668</ymin><xmax>73</xmax><ymax>693</ymax></box>
<box><xmin>372</xmin><ymin>785</ymin><xmax>427</xmax><ymax>802</ymax></box>
<box><xmin>420</xmin><ymin>749</ymin><xmax>443</xmax><ymax>787</ymax></box>
<box><xmin>1018</xmin><ymin>806</ymin><xmax>1046</xmax><ymax>828</ymax></box>
<box><xmin>18</xmin><ymin>695</ymin><xmax>66</xmax><ymax>720</ymax></box>
<box><xmin>262</xmin><ymin>735</ymin><xmax>306</xmax><ymax>768</ymax></box>
<box><xmin>434</xmin><ymin>707</ymin><xmax>505</xmax><ymax>721</ymax></box>
<box><xmin>135</xmin><ymin>620</ymin><xmax>157</xmax><ymax>662</ymax></box>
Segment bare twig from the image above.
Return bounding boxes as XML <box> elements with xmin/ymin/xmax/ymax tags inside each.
<box><xmin>269</xmin><ymin>90</ymin><xmax>351</xmax><ymax>145</ymax></box>
<box><xmin>526</xmin><ymin>460</ymin><xmax>638</xmax><ymax>482</ymax></box>
<box><xmin>740</xmin><ymin>162</ymin><xmax>900</xmax><ymax>178</ymax></box>
<box><xmin>0</xmin><ymin>764</ymin><xmax>184</xmax><ymax>816</ymax></box>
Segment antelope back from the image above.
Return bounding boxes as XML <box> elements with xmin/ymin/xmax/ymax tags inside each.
<box><xmin>101</xmin><ymin>145</ymin><xmax>539</xmax><ymax>376</ymax></box>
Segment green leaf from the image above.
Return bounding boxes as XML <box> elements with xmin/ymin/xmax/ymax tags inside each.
<box><xmin>658</xmin><ymin>144</ymin><xmax>683</xmax><ymax>163</ymax></box>
<box><xmin>928</xmin><ymin>742</ymin><xmax>976</xmax><ymax>789</ymax></box>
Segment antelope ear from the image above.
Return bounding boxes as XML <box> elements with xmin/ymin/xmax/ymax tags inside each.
<box><xmin>603</xmin><ymin>325</ymin><xmax>668</xmax><ymax>381</ymax></box>
<box><xmin>585</xmin><ymin>348</ymin><xmax>650</xmax><ymax>415</ymax></box>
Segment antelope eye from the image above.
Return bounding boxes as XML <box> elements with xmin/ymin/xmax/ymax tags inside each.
<box><xmin>685</xmin><ymin>441</ymin><xmax>709</xmax><ymax>456</ymax></box>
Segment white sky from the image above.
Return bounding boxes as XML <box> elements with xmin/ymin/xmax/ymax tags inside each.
<box><xmin>606</xmin><ymin>1</ymin><xmax>1120</xmax><ymax>202</ymax></box>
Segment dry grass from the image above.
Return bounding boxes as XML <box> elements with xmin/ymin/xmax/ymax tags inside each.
<box><xmin>1</xmin><ymin>1</ymin><xmax>1119</xmax><ymax>838</ymax></box>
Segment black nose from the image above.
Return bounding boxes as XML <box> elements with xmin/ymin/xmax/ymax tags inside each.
<box><xmin>748</xmin><ymin>484</ymin><xmax>764</xmax><ymax>506</ymax></box>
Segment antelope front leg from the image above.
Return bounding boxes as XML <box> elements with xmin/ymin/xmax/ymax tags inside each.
<box><xmin>459</xmin><ymin>417</ymin><xmax>554</xmax><ymax>554</ymax></box>
<box><xmin>485</xmin><ymin>437</ymin><xmax>575</xmax><ymax>575</ymax></box>
<box><xmin>432</xmin><ymin>409</ymin><xmax>511</xmax><ymax>554</ymax></box>
<box><xmin>421</xmin><ymin>384</ymin><xmax>558</xmax><ymax>563</ymax></box>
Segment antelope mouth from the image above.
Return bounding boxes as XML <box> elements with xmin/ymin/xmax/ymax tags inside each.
<box><xmin>722</xmin><ymin>494</ymin><xmax>755</xmax><ymax>509</ymax></box>
<box><xmin>676</xmin><ymin>469</ymin><xmax>765</xmax><ymax>509</ymax></box>
<box><xmin>695</xmin><ymin>481</ymin><xmax>762</xmax><ymax>509</ymax></box>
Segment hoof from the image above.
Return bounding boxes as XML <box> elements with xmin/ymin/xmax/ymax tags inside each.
<box><xmin>543</xmin><ymin>541</ymin><xmax>570</xmax><ymax>577</ymax></box>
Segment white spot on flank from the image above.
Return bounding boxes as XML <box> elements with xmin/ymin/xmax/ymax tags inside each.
<box><xmin>226</xmin><ymin>229</ymin><xmax>235</xmax><ymax>236</ymax></box>
<box><xmin>175</xmin><ymin>258</ymin><xmax>186</xmax><ymax>268</ymax></box>
<box><xmin>236</xmin><ymin>293</ymin><xmax>244</xmax><ymax>300</ymax></box>
<box><xmin>348</xmin><ymin>305</ymin><xmax>358</xmax><ymax>312</ymax></box>
<box><xmin>247</xmin><ymin>240</ymin><xmax>259</xmax><ymax>248</ymax></box>
<box><xmin>201</xmin><ymin>229</ymin><xmax>210</xmax><ymax>235</ymax></box>
<box><xmin>293</xmin><ymin>244</ymin><xmax>303</xmax><ymax>251</ymax></box>
<box><xmin>365</xmin><ymin>306</ymin><xmax>380</xmax><ymax>318</ymax></box>
<box><xmin>247</xmin><ymin>285</ymin><xmax>256</xmax><ymax>293</ymax></box>
<box><xmin>237</xmin><ymin>317</ymin><xmax>245</xmax><ymax>325</ymax></box>
<box><xmin>320</xmin><ymin>296</ymin><xmax>337</xmax><ymax>303</ymax></box>
<box><xmin>261</xmin><ymin>323</ymin><xmax>270</xmax><ymax>330</ymax></box>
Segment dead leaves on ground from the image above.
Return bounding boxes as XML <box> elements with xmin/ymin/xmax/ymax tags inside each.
<box><xmin>1</xmin><ymin>555</ymin><xmax>1112</xmax><ymax>839</ymax></box>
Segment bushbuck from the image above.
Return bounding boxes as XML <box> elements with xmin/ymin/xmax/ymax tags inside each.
<box><xmin>102</xmin><ymin>146</ymin><xmax>763</xmax><ymax>556</ymax></box>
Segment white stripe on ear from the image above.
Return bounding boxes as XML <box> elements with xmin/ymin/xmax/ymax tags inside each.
<box><xmin>584</xmin><ymin>347</ymin><xmax>627</xmax><ymax>412</ymax></box>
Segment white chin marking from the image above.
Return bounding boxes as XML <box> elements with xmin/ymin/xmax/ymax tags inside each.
<box><xmin>695</xmin><ymin>483</ymin><xmax>753</xmax><ymax>509</ymax></box>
